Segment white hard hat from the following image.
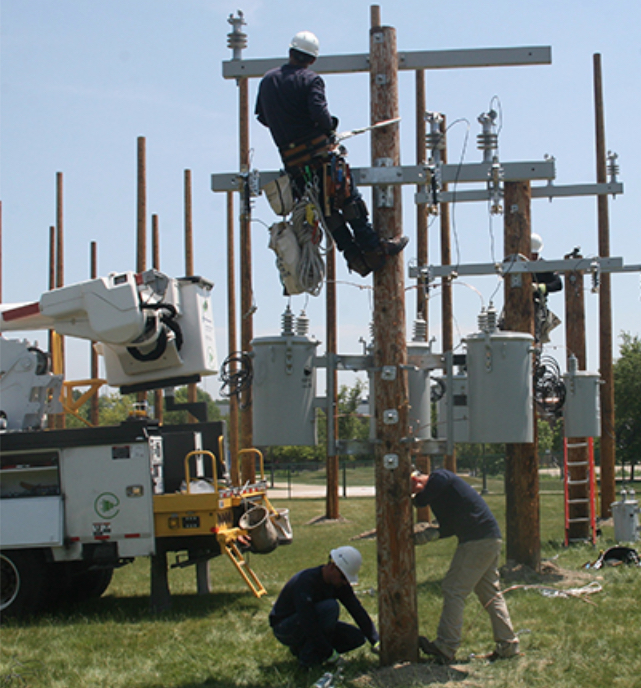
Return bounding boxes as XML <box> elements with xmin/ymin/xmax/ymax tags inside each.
<box><xmin>290</xmin><ymin>31</ymin><xmax>320</xmax><ymax>59</ymax></box>
<box><xmin>330</xmin><ymin>546</ymin><xmax>362</xmax><ymax>584</ymax></box>
<box><xmin>531</xmin><ymin>233</ymin><xmax>544</xmax><ymax>253</ymax></box>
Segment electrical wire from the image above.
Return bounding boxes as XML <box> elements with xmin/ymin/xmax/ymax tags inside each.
<box><xmin>219</xmin><ymin>351</ymin><xmax>253</xmax><ymax>409</ymax></box>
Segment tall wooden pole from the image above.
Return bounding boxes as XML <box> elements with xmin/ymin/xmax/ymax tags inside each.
<box><xmin>370</xmin><ymin>6</ymin><xmax>418</xmax><ymax>666</ymax></box>
<box><xmin>54</xmin><ymin>173</ymin><xmax>65</xmax><ymax>428</ymax></box>
<box><xmin>227</xmin><ymin>191</ymin><xmax>240</xmax><ymax>485</ymax></box>
<box><xmin>238</xmin><ymin>76</ymin><xmax>255</xmax><ymax>482</ymax></box>
<box><xmin>503</xmin><ymin>181</ymin><xmax>540</xmax><ymax>570</ymax></box>
<box><xmin>136</xmin><ymin>138</ymin><xmax>147</xmax><ymax>274</ymax></box>
<box><xmin>564</xmin><ymin>253</ymin><xmax>589</xmax><ymax>541</ymax></box>
<box><xmin>90</xmin><ymin>241</ymin><xmax>100</xmax><ymax>426</ymax></box>
<box><xmin>413</xmin><ymin>70</ymin><xmax>430</xmax><ymax>521</ymax></box>
<box><xmin>326</xmin><ymin>244</ymin><xmax>340</xmax><ymax>519</ymax></box>
<box><xmin>439</xmin><ymin>117</ymin><xmax>456</xmax><ymax>474</ymax></box>
<box><xmin>184</xmin><ymin>169</ymin><xmax>199</xmax><ymax>422</ymax></box>
<box><xmin>136</xmin><ymin>138</ymin><xmax>147</xmax><ymax>411</ymax></box>
<box><xmin>593</xmin><ymin>53</ymin><xmax>615</xmax><ymax>517</ymax></box>
<box><xmin>152</xmin><ymin>215</ymin><xmax>164</xmax><ymax>424</ymax></box>
<box><xmin>47</xmin><ymin>225</ymin><xmax>56</xmax><ymax>429</ymax></box>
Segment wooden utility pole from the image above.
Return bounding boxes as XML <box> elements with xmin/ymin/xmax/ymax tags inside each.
<box><xmin>152</xmin><ymin>215</ymin><xmax>164</xmax><ymax>424</ymax></box>
<box><xmin>53</xmin><ymin>173</ymin><xmax>65</xmax><ymax>428</ymax></box>
<box><xmin>227</xmin><ymin>191</ymin><xmax>240</xmax><ymax>486</ymax></box>
<box><xmin>136</xmin><ymin>138</ymin><xmax>147</xmax><ymax>411</ymax></box>
<box><xmin>593</xmin><ymin>53</ymin><xmax>615</xmax><ymax>517</ymax></box>
<box><xmin>370</xmin><ymin>6</ymin><xmax>418</xmax><ymax>666</ymax></box>
<box><xmin>238</xmin><ymin>75</ymin><xmax>255</xmax><ymax>483</ymax></box>
<box><xmin>564</xmin><ymin>253</ymin><xmax>590</xmax><ymax>541</ymax></box>
<box><xmin>90</xmin><ymin>241</ymin><xmax>100</xmax><ymax>426</ymax></box>
<box><xmin>503</xmin><ymin>181</ymin><xmax>540</xmax><ymax>570</ymax></box>
<box><xmin>184</xmin><ymin>169</ymin><xmax>199</xmax><ymax>422</ymax></box>
<box><xmin>439</xmin><ymin>117</ymin><xmax>456</xmax><ymax>474</ymax></box>
<box><xmin>137</xmin><ymin>138</ymin><xmax>146</xmax><ymax>274</ymax></box>
<box><xmin>413</xmin><ymin>70</ymin><xmax>430</xmax><ymax>521</ymax></box>
<box><xmin>326</xmin><ymin>244</ymin><xmax>340</xmax><ymax>519</ymax></box>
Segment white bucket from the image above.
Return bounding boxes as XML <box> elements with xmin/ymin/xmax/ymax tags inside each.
<box><xmin>271</xmin><ymin>508</ymin><xmax>294</xmax><ymax>545</ymax></box>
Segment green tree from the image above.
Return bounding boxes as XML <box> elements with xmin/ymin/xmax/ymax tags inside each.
<box><xmin>614</xmin><ymin>332</ymin><xmax>641</xmax><ymax>480</ymax></box>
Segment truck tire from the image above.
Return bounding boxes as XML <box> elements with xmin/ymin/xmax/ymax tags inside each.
<box><xmin>73</xmin><ymin>567</ymin><xmax>114</xmax><ymax>601</ymax></box>
<box><xmin>47</xmin><ymin>563</ymin><xmax>114</xmax><ymax>607</ymax></box>
<box><xmin>0</xmin><ymin>550</ymin><xmax>48</xmax><ymax>619</ymax></box>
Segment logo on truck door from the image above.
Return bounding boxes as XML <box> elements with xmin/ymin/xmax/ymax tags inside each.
<box><xmin>95</xmin><ymin>492</ymin><xmax>120</xmax><ymax>519</ymax></box>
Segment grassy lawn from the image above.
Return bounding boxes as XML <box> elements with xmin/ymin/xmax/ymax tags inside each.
<box><xmin>1</xmin><ymin>490</ymin><xmax>640</xmax><ymax>687</ymax></box>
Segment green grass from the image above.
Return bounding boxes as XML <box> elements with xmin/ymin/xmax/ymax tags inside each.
<box><xmin>1</xmin><ymin>492</ymin><xmax>640</xmax><ymax>687</ymax></box>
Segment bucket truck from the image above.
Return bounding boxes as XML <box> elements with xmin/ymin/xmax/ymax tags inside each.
<box><xmin>0</xmin><ymin>270</ymin><xmax>287</xmax><ymax>619</ymax></box>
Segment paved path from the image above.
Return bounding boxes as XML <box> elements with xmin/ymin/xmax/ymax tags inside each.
<box><xmin>268</xmin><ymin>482</ymin><xmax>375</xmax><ymax>499</ymax></box>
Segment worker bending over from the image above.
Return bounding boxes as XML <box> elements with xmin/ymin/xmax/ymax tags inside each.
<box><xmin>411</xmin><ymin>469</ymin><xmax>520</xmax><ymax>663</ymax></box>
<box><xmin>255</xmin><ymin>31</ymin><xmax>408</xmax><ymax>278</ymax></box>
<box><xmin>269</xmin><ymin>546</ymin><xmax>379</xmax><ymax>667</ymax></box>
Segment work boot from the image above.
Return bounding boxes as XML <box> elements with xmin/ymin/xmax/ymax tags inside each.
<box><xmin>344</xmin><ymin>248</ymin><xmax>372</xmax><ymax>277</ymax></box>
<box><xmin>418</xmin><ymin>636</ymin><xmax>454</xmax><ymax>665</ymax></box>
<box><xmin>362</xmin><ymin>247</ymin><xmax>386</xmax><ymax>273</ymax></box>
<box><xmin>380</xmin><ymin>235</ymin><xmax>409</xmax><ymax>256</ymax></box>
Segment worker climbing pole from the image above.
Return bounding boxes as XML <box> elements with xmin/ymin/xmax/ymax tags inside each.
<box><xmin>370</xmin><ymin>6</ymin><xmax>419</xmax><ymax>666</ymax></box>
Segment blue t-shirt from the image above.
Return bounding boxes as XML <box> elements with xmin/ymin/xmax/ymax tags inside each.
<box><xmin>413</xmin><ymin>469</ymin><xmax>501</xmax><ymax>543</ymax></box>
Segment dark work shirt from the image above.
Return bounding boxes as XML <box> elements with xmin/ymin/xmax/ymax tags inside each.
<box><xmin>269</xmin><ymin>565</ymin><xmax>378</xmax><ymax>655</ymax></box>
<box><xmin>255</xmin><ymin>63</ymin><xmax>334</xmax><ymax>150</ymax></box>
<box><xmin>534</xmin><ymin>270</ymin><xmax>562</xmax><ymax>293</ymax></box>
<box><xmin>413</xmin><ymin>469</ymin><xmax>501</xmax><ymax>543</ymax></box>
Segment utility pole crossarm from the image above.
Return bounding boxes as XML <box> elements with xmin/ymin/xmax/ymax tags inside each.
<box><xmin>211</xmin><ymin>160</ymin><xmax>555</xmax><ymax>193</ymax></box>
<box><xmin>416</xmin><ymin>181</ymin><xmax>624</xmax><ymax>205</ymax></box>
<box><xmin>410</xmin><ymin>256</ymin><xmax>633</xmax><ymax>281</ymax></box>
<box><xmin>222</xmin><ymin>45</ymin><xmax>551</xmax><ymax>79</ymax></box>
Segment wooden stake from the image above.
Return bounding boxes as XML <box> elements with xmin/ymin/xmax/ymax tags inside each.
<box><xmin>503</xmin><ymin>181</ymin><xmax>540</xmax><ymax>570</ymax></box>
<box><xmin>593</xmin><ymin>53</ymin><xmax>616</xmax><ymax>517</ymax></box>
<box><xmin>370</xmin><ymin>10</ymin><xmax>418</xmax><ymax>665</ymax></box>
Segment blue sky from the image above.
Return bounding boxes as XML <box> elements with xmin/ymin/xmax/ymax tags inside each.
<box><xmin>1</xmin><ymin>0</ymin><xmax>640</xmax><ymax>396</ymax></box>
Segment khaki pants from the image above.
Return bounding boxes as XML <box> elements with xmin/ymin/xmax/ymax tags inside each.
<box><xmin>434</xmin><ymin>538</ymin><xmax>519</xmax><ymax>659</ymax></box>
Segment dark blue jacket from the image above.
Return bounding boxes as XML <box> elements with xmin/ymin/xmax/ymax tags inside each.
<box><xmin>413</xmin><ymin>469</ymin><xmax>501</xmax><ymax>543</ymax></box>
<box><xmin>255</xmin><ymin>63</ymin><xmax>333</xmax><ymax>150</ymax></box>
<box><xmin>269</xmin><ymin>565</ymin><xmax>378</xmax><ymax>655</ymax></box>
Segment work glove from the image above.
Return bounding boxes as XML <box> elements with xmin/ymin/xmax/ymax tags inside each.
<box><xmin>413</xmin><ymin>523</ymin><xmax>440</xmax><ymax>545</ymax></box>
<box><xmin>326</xmin><ymin>649</ymin><xmax>341</xmax><ymax>665</ymax></box>
<box><xmin>371</xmin><ymin>641</ymin><xmax>381</xmax><ymax>655</ymax></box>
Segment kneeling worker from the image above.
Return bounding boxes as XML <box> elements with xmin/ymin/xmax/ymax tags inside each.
<box><xmin>269</xmin><ymin>546</ymin><xmax>379</xmax><ymax>667</ymax></box>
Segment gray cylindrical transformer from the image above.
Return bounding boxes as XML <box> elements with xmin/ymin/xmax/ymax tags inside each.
<box><xmin>407</xmin><ymin>342</ymin><xmax>433</xmax><ymax>441</ymax></box>
<box><xmin>562</xmin><ymin>371</ymin><xmax>601</xmax><ymax>438</ymax></box>
<box><xmin>251</xmin><ymin>334</ymin><xmax>319</xmax><ymax>446</ymax></box>
<box><xmin>437</xmin><ymin>373</ymin><xmax>469</xmax><ymax>442</ymax></box>
<box><xmin>465</xmin><ymin>331</ymin><xmax>534</xmax><ymax>444</ymax></box>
